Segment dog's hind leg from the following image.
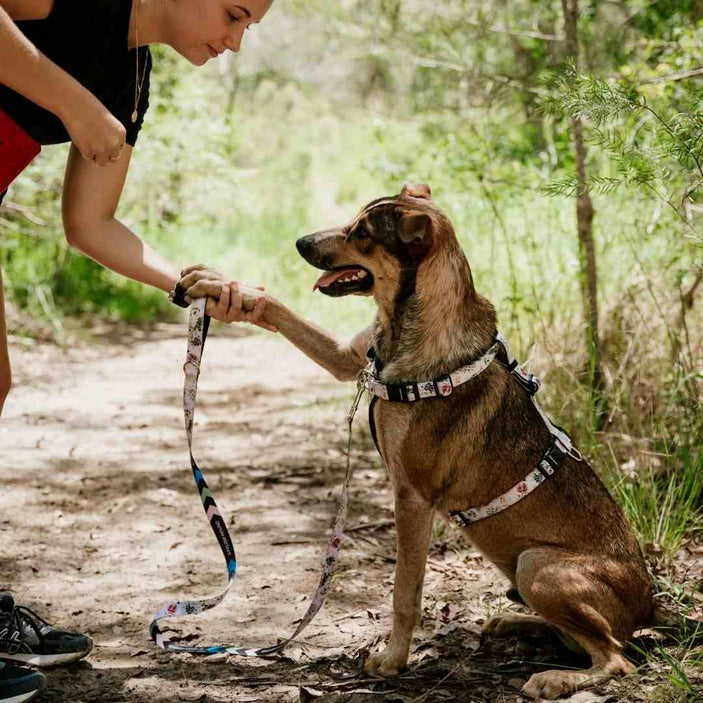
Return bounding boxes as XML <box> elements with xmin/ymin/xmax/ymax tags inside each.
<box><xmin>365</xmin><ymin>488</ymin><xmax>434</xmax><ymax>677</ymax></box>
<box><xmin>483</xmin><ymin>612</ymin><xmax>555</xmax><ymax>637</ymax></box>
<box><xmin>483</xmin><ymin>611</ymin><xmax>588</xmax><ymax>655</ymax></box>
<box><xmin>515</xmin><ymin>547</ymin><xmax>648</xmax><ymax>699</ymax></box>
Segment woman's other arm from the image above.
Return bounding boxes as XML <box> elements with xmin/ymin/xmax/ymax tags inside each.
<box><xmin>62</xmin><ymin>148</ymin><xmax>274</xmax><ymax>327</ymax></box>
<box><xmin>0</xmin><ymin>0</ymin><xmax>125</xmax><ymax>164</ymax></box>
<box><xmin>62</xmin><ymin>145</ymin><xmax>179</xmax><ymax>293</ymax></box>
<box><xmin>2</xmin><ymin>0</ymin><xmax>52</xmax><ymax>21</ymax></box>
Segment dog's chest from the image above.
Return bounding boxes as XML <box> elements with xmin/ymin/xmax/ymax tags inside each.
<box><xmin>371</xmin><ymin>399</ymin><xmax>451</xmax><ymax>501</ymax></box>
<box><xmin>371</xmin><ymin>399</ymin><xmax>412</xmax><ymax>473</ymax></box>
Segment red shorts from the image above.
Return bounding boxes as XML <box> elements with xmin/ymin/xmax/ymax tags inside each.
<box><xmin>0</xmin><ymin>109</ymin><xmax>41</xmax><ymax>195</ymax></box>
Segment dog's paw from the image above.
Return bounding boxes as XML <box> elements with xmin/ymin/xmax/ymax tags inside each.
<box><xmin>364</xmin><ymin>648</ymin><xmax>407</xmax><ymax>677</ymax></box>
<box><xmin>522</xmin><ymin>670</ymin><xmax>580</xmax><ymax>699</ymax></box>
<box><xmin>522</xmin><ymin>667</ymin><xmax>618</xmax><ymax>699</ymax></box>
<box><xmin>482</xmin><ymin>613</ymin><xmax>516</xmax><ymax>637</ymax></box>
<box><xmin>185</xmin><ymin>279</ymin><xmax>224</xmax><ymax>301</ymax></box>
<box><xmin>522</xmin><ymin>652</ymin><xmax>634</xmax><ymax>698</ymax></box>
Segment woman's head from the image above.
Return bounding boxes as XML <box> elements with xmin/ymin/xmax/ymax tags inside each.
<box><xmin>163</xmin><ymin>0</ymin><xmax>273</xmax><ymax>66</ymax></box>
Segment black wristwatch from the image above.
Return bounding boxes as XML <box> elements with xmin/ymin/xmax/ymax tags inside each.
<box><xmin>169</xmin><ymin>281</ymin><xmax>191</xmax><ymax>308</ymax></box>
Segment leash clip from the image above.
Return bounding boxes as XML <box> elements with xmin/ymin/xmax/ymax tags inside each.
<box><xmin>348</xmin><ymin>368</ymin><xmax>370</xmax><ymax>424</ymax></box>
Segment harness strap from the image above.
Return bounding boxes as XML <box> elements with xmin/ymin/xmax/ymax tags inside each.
<box><xmin>448</xmin><ymin>438</ymin><xmax>567</xmax><ymax>527</ymax></box>
<box><xmin>368</xmin><ymin>395</ymin><xmax>380</xmax><ymax>454</ymax></box>
<box><xmin>367</xmin><ymin>341</ymin><xmax>500</xmax><ymax>401</ymax></box>
<box><xmin>366</xmin><ymin>332</ymin><xmax>582</xmax><ymax>528</ymax></box>
<box><xmin>494</xmin><ymin>332</ymin><xmax>581</xmax><ymax>460</ymax></box>
<box><xmin>150</xmin><ymin>298</ymin><xmax>356</xmax><ymax>657</ymax></box>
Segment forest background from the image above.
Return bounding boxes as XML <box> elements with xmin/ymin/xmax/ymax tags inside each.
<box><xmin>1</xmin><ymin>0</ymin><xmax>702</xmax><ymax>696</ymax></box>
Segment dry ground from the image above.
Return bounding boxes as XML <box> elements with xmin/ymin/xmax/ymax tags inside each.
<box><xmin>0</xmin><ymin>321</ymin><xmax>700</xmax><ymax>703</ymax></box>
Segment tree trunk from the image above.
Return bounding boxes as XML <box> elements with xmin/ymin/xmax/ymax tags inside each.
<box><xmin>561</xmin><ymin>0</ymin><xmax>607</xmax><ymax>426</ymax></box>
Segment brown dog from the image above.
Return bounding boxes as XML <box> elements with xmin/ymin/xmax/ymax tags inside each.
<box><xmin>180</xmin><ymin>184</ymin><xmax>653</xmax><ymax>698</ymax></box>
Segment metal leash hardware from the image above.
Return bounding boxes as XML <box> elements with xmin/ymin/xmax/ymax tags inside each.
<box><xmin>149</xmin><ymin>297</ymin><xmax>361</xmax><ymax>657</ymax></box>
<box><xmin>348</xmin><ymin>365</ymin><xmax>371</xmax><ymax>425</ymax></box>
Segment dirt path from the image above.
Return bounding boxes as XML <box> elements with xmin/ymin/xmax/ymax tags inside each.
<box><xmin>0</xmin><ymin>324</ymin><xmax>698</xmax><ymax>702</ymax></box>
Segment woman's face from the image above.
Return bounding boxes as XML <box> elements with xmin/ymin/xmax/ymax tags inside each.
<box><xmin>167</xmin><ymin>0</ymin><xmax>273</xmax><ymax>66</ymax></box>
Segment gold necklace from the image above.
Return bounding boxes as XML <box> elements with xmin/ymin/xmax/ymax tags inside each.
<box><xmin>132</xmin><ymin>0</ymin><xmax>148</xmax><ymax>123</ymax></box>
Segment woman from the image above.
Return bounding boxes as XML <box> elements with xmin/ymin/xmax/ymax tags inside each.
<box><xmin>0</xmin><ymin>2</ymin><xmax>272</xmax><ymax>700</ymax></box>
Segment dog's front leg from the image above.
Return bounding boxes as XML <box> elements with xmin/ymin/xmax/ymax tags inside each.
<box><xmin>179</xmin><ymin>272</ymin><xmax>373</xmax><ymax>381</ymax></box>
<box><xmin>365</xmin><ymin>487</ymin><xmax>433</xmax><ymax>677</ymax></box>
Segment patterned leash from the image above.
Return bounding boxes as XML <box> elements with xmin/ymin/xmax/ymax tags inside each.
<box><xmin>149</xmin><ymin>298</ymin><xmax>365</xmax><ymax>656</ymax></box>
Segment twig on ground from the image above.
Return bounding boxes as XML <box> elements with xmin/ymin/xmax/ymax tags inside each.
<box><xmin>347</xmin><ymin>520</ymin><xmax>395</xmax><ymax>533</ymax></box>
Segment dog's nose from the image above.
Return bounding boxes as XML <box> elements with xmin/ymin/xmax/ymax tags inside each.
<box><xmin>296</xmin><ymin>236</ymin><xmax>313</xmax><ymax>258</ymax></box>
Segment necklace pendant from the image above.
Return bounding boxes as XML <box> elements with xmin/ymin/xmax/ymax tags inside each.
<box><xmin>131</xmin><ymin>110</ymin><xmax>138</xmax><ymax>123</ymax></box>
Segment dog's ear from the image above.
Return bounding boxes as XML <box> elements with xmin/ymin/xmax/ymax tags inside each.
<box><xmin>399</xmin><ymin>210</ymin><xmax>432</xmax><ymax>252</ymax></box>
<box><xmin>401</xmin><ymin>182</ymin><xmax>432</xmax><ymax>200</ymax></box>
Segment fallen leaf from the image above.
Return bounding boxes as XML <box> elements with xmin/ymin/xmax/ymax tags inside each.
<box><xmin>435</xmin><ymin>623</ymin><xmax>460</xmax><ymax>637</ymax></box>
<box><xmin>299</xmin><ymin>686</ymin><xmax>324</xmax><ymax>702</ymax></box>
<box><xmin>437</xmin><ymin>602</ymin><xmax>451</xmax><ymax>623</ymax></box>
<box><xmin>351</xmin><ymin>691</ymin><xmax>399</xmax><ymax>696</ymax></box>
<box><xmin>564</xmin><ymin>692</ymin><xmax>616</xmax><ymax>703</ymax></box>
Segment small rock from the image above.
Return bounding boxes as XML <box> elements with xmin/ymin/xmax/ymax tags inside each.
<box><xmin>203</xmin><ymin>652</ymin><xmax>227</xmax><ymax>664</ymax></box>
<box><xmin>565</xmin><ymin>692</ymin><xmax>615</xmax><ymax>703</ymax></box>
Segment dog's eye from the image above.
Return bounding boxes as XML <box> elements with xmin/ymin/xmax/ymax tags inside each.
<box><xmin>348</xmin><ymin>227</ymin><xmax>369</xmax><ymax>242</ymax></box>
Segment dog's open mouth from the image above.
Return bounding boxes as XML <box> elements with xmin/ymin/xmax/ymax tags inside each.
<box><xmin>313</xmin><ymin>265</ymin><xmax>374</xmax><ymax>297</ymax></box>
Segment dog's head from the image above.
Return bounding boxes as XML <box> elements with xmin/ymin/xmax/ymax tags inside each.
<box><xmin>296</xmin><ymin>183</ymin><xmax>456</xmax><ymax>300</ymax></box>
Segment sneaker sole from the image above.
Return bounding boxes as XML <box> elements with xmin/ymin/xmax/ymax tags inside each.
<box><xmin>2</xmin><ymin>692</ymin><xmax>43</xmax><ymax>703</ymax></box>
<box><xmin>1</xmin><ymin>675</ymin><xmax>45</xmax><ymax>703</ymax></box>
<box><xmin>1</xmin><ymin>638</ymin><xmax>93</xmax><ymax>668</ymax></box>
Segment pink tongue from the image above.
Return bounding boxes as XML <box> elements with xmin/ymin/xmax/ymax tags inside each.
<box><xmin>313</xmin><ymin>268</ymin><xmax>362</xmax><ymax>291</ymax></box>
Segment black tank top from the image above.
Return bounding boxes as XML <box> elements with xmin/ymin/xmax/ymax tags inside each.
<box><xmin>0</xmin><ymin>0</ymin><xmax>151</xmax><ymax>147</ymax></box>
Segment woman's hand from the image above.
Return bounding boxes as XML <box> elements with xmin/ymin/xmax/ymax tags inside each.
<box><xmin>59</xmin><ymin>93</ymin><xmax>126</xmax><ymax>166</ymax></box>
<box><xmin>178</xmin><ymin>265</ymin><xmax>278</xmax><ymax>332</ymax></box>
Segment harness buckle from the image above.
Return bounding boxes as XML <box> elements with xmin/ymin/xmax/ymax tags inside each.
<box><xmin>512</xmin><ymin>368</ymin><xmax>540</xmax><ymax>395</ymax></box>
<box><xmin>449</xmin><ymin>512</ymin><xmax>469</xmax><ymax>528</ymax></box>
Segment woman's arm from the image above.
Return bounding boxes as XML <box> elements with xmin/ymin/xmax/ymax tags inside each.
<box><xmin>0</xmin><ymin>1</ymin><xmax>125</xmax><ymax>164</ymax></box>
<box><xmin>2</xmin><ymin>0</ymin><xmax>52</xmax><ymax>21</ymax></box>
<box><xmin>62</xmin><ymin>145</ymin><xmax>179</xmax><ymax>293</ymax></box>
<box><xmin>62</xmin><ymin>149</ymin><xmax>275</xmax><ymax>328</ymax></box>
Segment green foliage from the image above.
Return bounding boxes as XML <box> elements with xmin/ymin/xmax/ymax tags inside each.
<box><xmin>610</xmin><ymin>444</ymin><xmax>702</xmax><ymax>560</ymax></box>
<box><xmin>541</xmin><ymin>68</ymin><xmax>703</xmax><ymax>223</ymax></box>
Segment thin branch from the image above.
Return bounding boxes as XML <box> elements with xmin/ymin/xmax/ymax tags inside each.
<box><xmin>640</xmin><ymin>105</ymin><xmax>703</xmax><ymax>180</ymax></box>
<box><xmin>397</xmin><ymin>51</ymin><xmax>547</xmax><ymax>97</ymax></box>
<box><xmin>0</xmin><ymin>201</ymin><xmax>48</xmax><ymax>227</ymax></box>
<box><xmin>640</xmin><ymin>66</ymin><xmax>703</xmax><ymax>85</ymax></box>
<box><xmin>681</xmin><ymin>270</ymin><xmax>703</xmax><ymax>311</ymax></box>
<box><xmin>643</xmin><ymin>182</ymin><xmax>701</xmax><ymax>238</ymax></box>
<box><xmin>402</xmin><ymin>54</ymin><xmax>467</xmax><ymax>72</ymax></box>
<box><xmin>463</xmin><ymin>17</ymin><xmax>562</xmax><ymax>42</ymax></box>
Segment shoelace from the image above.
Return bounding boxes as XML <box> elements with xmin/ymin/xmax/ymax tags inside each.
<box><xmin>0</xmin><ymin>605</ymin><xmax>51</xmax><ymax>653</ymax></box>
